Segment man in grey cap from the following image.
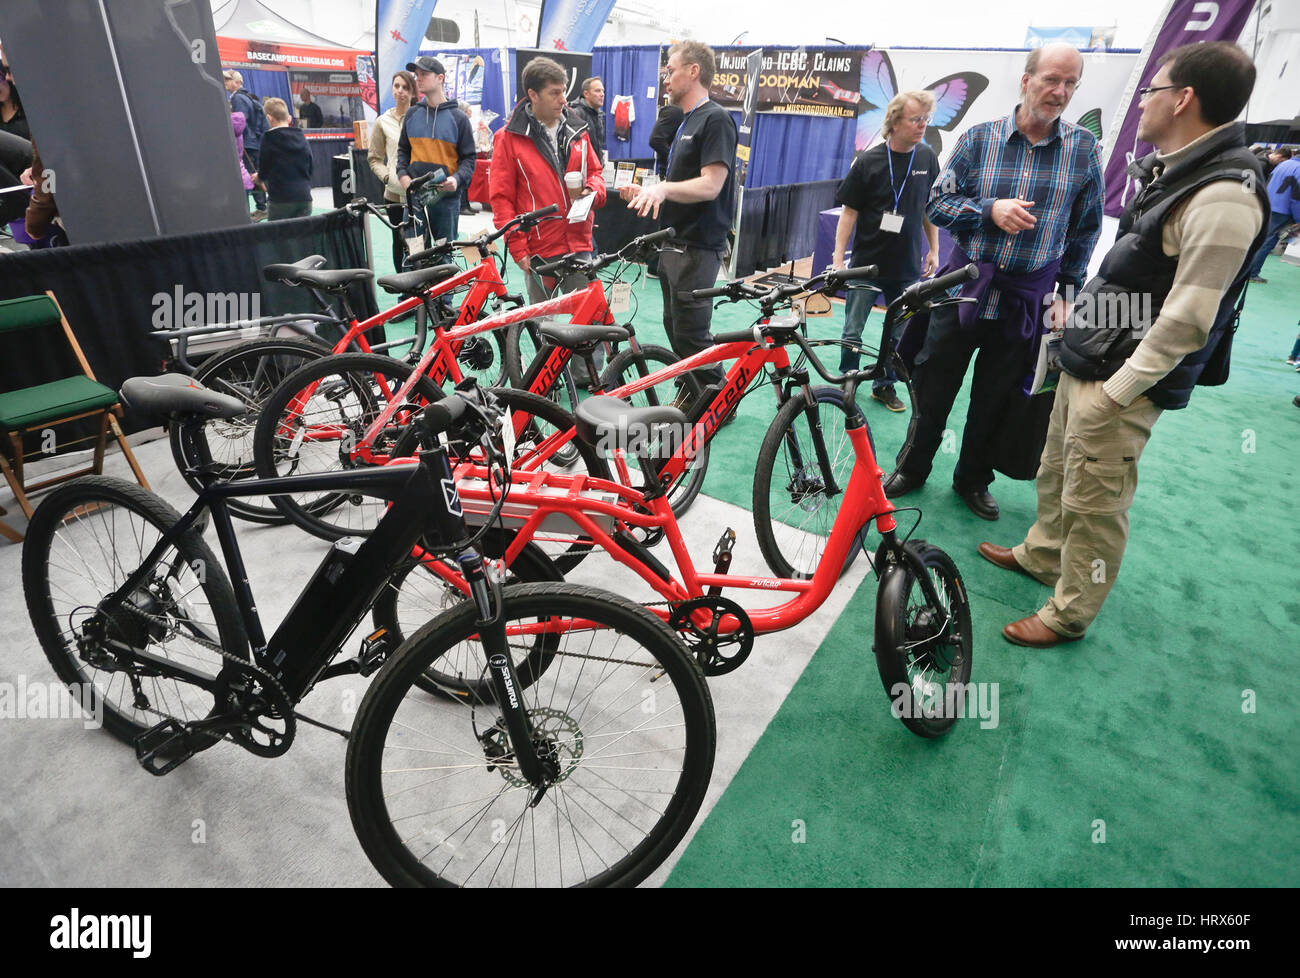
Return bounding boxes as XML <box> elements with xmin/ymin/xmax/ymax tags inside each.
<box><xmin>397</xmin><ymin>55</ymin><xmax>476</xmax><ymax>245</ymax></box>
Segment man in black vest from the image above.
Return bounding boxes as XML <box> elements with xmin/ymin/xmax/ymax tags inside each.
<box><xmin>979</xmin><ymin>42</ymin><xmax>1268</xmax><ymax>648</ymax></box>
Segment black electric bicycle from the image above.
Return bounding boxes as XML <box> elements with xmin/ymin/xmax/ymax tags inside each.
<box><xmin>21</xmin><ymin>375</ymin><xmax>715</xmax><ymax>887</ymax></box>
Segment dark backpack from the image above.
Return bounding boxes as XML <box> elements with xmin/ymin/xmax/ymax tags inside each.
<box><xmin>236</xmin><ymin>90</ymin><xmax>266</xmax><ymax>139</ymax></box>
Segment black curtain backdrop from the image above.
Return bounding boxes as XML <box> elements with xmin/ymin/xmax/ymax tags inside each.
<box><xmin>0</xmin><ymin>208</ymin><xmax>377</xmax><ymax>441</ymax></box>
<box><xmin>735</xmin><ymin>179</ymin><xmax>840</xmax><ymax>277</ymax></box>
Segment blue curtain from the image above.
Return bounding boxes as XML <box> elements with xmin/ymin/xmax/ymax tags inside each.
<box><xmin>744</xmin><ymin>113</ymin><xmax>856</xmax><ymax>188</ymax></box>
<box><xmin>591</xmin><ymin>46</ymin><xmax>662</xmax><ymax>160</ymax></box>
<box><xmin>239</xmin><ymin>67</ymin><xmax>292</xmax><ymax>107</ymax></box>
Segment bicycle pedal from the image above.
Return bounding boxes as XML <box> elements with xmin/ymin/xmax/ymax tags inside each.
<box><xmin>709</xmin><ymin>528</ymin><xmax>736</xmax><ymax>597</ymax></box>
<box><xmin>134</xmin><ymin>719</ymin><xmax>199</xmax><ymax>776</ymax></box>
<box><xmin>357</xmin><ymin>627</ymin><xmax>397</xmax><ymax>676</ymax></box>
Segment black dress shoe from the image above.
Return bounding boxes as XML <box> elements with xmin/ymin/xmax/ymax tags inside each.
<box><xmin>882</xmin><ymin>470</ymin><xmax>925</xmax><ymax>498</ymax></box>
<box><xmin>955</xmin><ymin>485</ymin><xmax>999</xmax><ymax>520</ymax></box>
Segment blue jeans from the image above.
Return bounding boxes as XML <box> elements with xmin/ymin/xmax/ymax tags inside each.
<box><xmin>1246</xmin><ymin>212</ymin><xmax>1291</xmax><ymax>279</ymax></box>
<box><xmin>839</xmin><ymin>278</ymin><xmax>907</xmax><ymax>388</ymax></box>
<box><xmin>1289</xmin><ymin>332</ymin><xmax>1300</xmax><ymax>361</ymax></box>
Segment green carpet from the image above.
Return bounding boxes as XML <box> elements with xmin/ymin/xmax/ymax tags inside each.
<box><xmin>663</xmin><ymin>253</ymin><xmax>1300</xmax><ymax>887</ymax></box>
<box><xmin>356</xmin><ymin>214</ymin><xmax>1299</xmax><ymax>885</ymax></box>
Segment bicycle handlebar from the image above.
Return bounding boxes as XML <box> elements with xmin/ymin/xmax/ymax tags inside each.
<box><xmin>532</xmin><ymin>226</ymin><xmax>677</xmax><ymax>279</ymax></box>
<box><xmin>900</xmin><ymin>263</ymin><xmax>979</xmax><ymax>306</ymax></box>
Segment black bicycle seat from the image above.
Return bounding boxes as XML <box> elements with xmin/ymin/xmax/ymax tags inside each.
<box><xmin>575</xmin><ymin>395</ymin><xmax>686</xmax><ymax>452</ymax></box>
<box><xmin>538</xmin><ymin>322</ymin><xmax>630</xmax><ymax>350</ymax></box>
<box><xmin>287</xmin><ymin>268</ymin><xmax>374</xmax><ymax>292</ymax></box>
<box><xmin>262</xmin><ymin>254</ymin><xmax>328</xmax><ymax>284</ymax></box>
<box><xmin>375</xmin><ymin>264</ymin><xmax>460</xmax><ymax>296</ymax></box>
<box><xmin>119</xmin><ymin>374</ymin><xmax>246</xmax><ymax>420</ymax></box>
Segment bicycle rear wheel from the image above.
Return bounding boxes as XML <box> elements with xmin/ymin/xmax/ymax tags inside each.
<box><xmin>252</xmin><ymin>353</ymin><xmax>443</xmax><ymax>541</ymax></box>
<box><xmin>601</xmin><ymin>344</ymin><xmax>709</xmax><ymax>519</ymax></box>
<box><xmin>873</xmin><ymin>541</ymin><xmax>973</xmax><ymax>738</ymax></box>
<box><xmin>169</xmin><ymin>337</ymin><xmax>329</xmax><ymax>524</ymax></box>
<box><xmin>21</xmin><ymin>477</ymin><xmax>248</xmax><ymax>747</ymax></box>
<box><xmin>346</xmin><ymin>582</ymin><xmax>716</xmax><ymax>887</ymax></box>
<box><xmin>752</xmin><ymin>386</ymin><xmax>869</xmax><ymax>580</ymax></box>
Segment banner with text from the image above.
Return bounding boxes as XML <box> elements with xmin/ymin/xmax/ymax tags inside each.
<box><xmin>709</xmin><ymin>48</ymin><xmax>870</xmax><ymax>118</ymax></box>
<box><xmin>1101</xmin><ymin>0</ymin><xmax>1257</xmax><ymax>216</ymax></box>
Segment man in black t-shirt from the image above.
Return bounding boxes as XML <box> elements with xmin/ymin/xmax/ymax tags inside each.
<box><xmin>622</xmin><ymin>41</ymin><xmax>737</xmax><ymax>385</ymax></box>
<box><xmin>831</xmin><ymin>91</ymin><xmax>939</xmax><ymax>411</ymax></box>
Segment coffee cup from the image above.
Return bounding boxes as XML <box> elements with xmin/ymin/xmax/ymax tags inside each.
<box><xmin>564</xmin><ymin>171</ymin><xmax>583</xmax><ymax>199</ymax></box>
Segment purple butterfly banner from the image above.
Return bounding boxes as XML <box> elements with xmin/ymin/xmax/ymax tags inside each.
<box><xmin>1101</xmin><ymin>0</ymin><xmax>1257</xmax><ymax>217</ymax></box>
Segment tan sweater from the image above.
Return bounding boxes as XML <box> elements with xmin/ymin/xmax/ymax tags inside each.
<box><xmin>367</xmin><ymin>107</ymin><xmax>406</xmax><ymax>203</ymax></box>
<box><xmin>1103</xmin><ymin>123</ymin><xmax>1265</xmax><ymax>406</ymax></box>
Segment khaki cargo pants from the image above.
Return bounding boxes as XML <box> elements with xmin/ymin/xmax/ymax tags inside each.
<box><xmin>1011</xmin><ymin>372</ymin><xmax>1163</xmax><ymax>638</ymax></box>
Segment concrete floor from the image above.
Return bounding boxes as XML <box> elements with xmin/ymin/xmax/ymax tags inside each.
<box><xmin>0</xmin><ymin>428</ymin><xmax>870</xmax><ymax>887</ymax></box>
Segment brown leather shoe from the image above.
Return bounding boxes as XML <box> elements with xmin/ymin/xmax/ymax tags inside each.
<box><xmin>1001</xmin><ymin>615</ymin><xmax>1081</xmax><ymax>648</ymax></box>
<box><xmin>977</xmin><ymin>542</ymin><xmax>1033</xmax><ymax>578</ymax></box>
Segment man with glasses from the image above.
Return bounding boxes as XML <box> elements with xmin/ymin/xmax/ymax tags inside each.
<box><xmin>980</xmin><ymin>41</ymin><xmax>1266</xmax><ymax>647</ymax></box>
<box><xmin>886</xmin><ymin>42</ymin><xmax>1103</xmax><ymax>522</ymax></box>
<box><xmin>830</xmin><ymin>91</ymin><xmax>940</xmax><ymax>412</ymax></box>
<box><xmin>622</xmin><ymin>41</ymin><xmax>737</xmax><ymax>387</ymax></box>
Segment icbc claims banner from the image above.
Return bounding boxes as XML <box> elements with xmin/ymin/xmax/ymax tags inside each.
<box><xmin>709</xmin><ymin>48</ymin><xmax>870</xmax><ymax>118</ymax></box>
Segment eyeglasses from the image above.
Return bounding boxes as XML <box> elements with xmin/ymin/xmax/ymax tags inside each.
<box><xmin>905</xmin><ymin>115</ymin><xmax>932</xmax><ymax>126</ymax></box>
<box><xmin>1038</xmin><ymin>75</ymin><xmax>1079</xmax><ymax>93</ymax></box>
<box><xmin>1138</xmin><ymin>84</ymin><xmax>1182</xmax><ymax>99</ymax></box>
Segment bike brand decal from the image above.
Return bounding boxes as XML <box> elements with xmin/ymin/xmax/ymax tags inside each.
<box><xmin>683</xmin><ymin>363</ymin><xmax>751</xmax><ymax>460</ymax></box>
<box><xmin>488</xmin><ymin>654</ymin><xmax>520</xmax><ymax>709</ymax></box>
<box><xmin>441</xmin><ymin>478</ymin><xmax>463</xmax><ymax>516</ymax></box>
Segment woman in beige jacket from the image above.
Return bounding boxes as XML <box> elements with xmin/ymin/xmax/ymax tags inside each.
<box><xmin>368</xmin><ymin>70</ymin><xmax>417</xmax><ymax>272</ymax></box>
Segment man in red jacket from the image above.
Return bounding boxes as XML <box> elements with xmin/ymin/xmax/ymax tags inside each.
<box><xmin>490</xmin><ymin>57</ymin><xmax>606</xmax><ymax>303</ymax></box>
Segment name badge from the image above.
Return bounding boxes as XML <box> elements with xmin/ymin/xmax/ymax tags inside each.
<box><xmin>879</xmin><ymin>211</ymin><xmax>904</xmax><ymax>234</ymax></box>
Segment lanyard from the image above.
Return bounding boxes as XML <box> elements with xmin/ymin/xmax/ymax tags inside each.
<box><xmin>666</xmin><ymin>98</ymin><xmax>708</xmax><ymax>175</ymax></box>
<box><xmin>886</xmin><ymin>145</ymin><xmax>916</xmax><ymax>213</ymax></box>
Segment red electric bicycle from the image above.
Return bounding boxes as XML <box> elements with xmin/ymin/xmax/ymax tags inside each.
<box><xmin>378</xmin><ymin>265</ymin><xmax>981</xmax><ymax>737</ymax></box>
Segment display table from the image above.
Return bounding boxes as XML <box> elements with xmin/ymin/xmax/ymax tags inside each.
<box><xmin>303</xmin><ymin>132</ymin><xmax>354</xmax><ymax>188</ymax></box>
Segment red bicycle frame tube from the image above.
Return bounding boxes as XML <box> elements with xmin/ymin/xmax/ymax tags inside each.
<box><xmin>447</xmin><ymin>416</ymin><xmax>897</xmax><ymax>637</ymax></box>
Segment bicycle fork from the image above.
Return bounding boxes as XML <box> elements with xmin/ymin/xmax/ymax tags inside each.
<box><xmin>460</xmin><ymin>552</ymin><xmax>552</xmax><ymax>803</ymax></box>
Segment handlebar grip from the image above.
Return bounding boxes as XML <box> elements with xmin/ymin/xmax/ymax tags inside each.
<box><xmin>521</xmin><ymin>203</ymin><xmax>560</xmax><ymax>221</ymax></box>
<box><xmin>828</xmin><ymin>264</ymin><xmax>880</xmax><ymax>284</ymax></box>
<box><xmin>909</xmin><ymin>263</ymin><xmax>979</xmax><ymax>304</ymax></box>
<box><xmin>532</xmin><ymin>258</ymin><xmax>567</xmax><ymax>278</ymax></box>
<box><xmin>635</xmin><ymin>227</ymin><xmax>675</xmax><ymax>246</ymax></box>
<box><xmin>690</xmin><ymin>281</ymin><xmax>739</xmax><ymax>300</ymax></box>
<box><xmin>419</xmin><ymin>395</ymin><xmax>468</xmax><ymax>438</ymax></box>
<box><xmin>712</xmin><ymin>327</ymin><xmax>762</xmax><ymax>345</ymax></box>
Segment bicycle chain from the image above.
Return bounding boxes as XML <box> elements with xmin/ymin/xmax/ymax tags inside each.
<box><xmin>93</xmin><ymin>598</ymin><xmax>296</xmax><ymax>757</ymax></box>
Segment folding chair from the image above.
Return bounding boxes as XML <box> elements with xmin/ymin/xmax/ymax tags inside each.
<box><xmin>0</xmin><ymin>291</ymin><xmax>149</xmax><ymax>535</ymax></box>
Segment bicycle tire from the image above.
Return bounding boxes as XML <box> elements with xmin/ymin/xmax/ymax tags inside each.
<box><xmin>169</xmin><ymin>336</ymin><xmax>330</xmax><ymax>524</ymax></box>
<box><xmin>21</xmin><ymin>476</ymin><xmax>249</xmax><ymax>748</ymax></box>
<box><xmin>345</xmin><ymin>581</ymin><xmax>716</xmax><ymax>888</ymax></box>
<box><xmin>252</xmin><ymin>353</ymin><xmax>444</xmax><ymax>542</ymax></box>
<box><xmin>373</xmin><ymin>529</ymin><xmax>561</xmax><ymax>699</ymax></box>
<box><xmin>872</xmin><ymin>541</ymin><xmax>973</xmax><ymax>739</ymax></box>
<box><xmin>388</xmin><ymin>386</ymin><xmax>612</xmax><ymax>574</ymax></box>
<box><xmin>752</xmin><ymin>386</ymin><xmax>870</xmax><ymax>581</ymax></box>
<box><xmin>600</xmin><ymin>344</ymin><xmax>709</xmax><ymax>519</ymax></box>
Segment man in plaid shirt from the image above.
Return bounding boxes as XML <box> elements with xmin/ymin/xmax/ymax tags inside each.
<box><xmin>885</xmin><ymin>43</ymin><xmax>1104</xmax><ymax>521</ymax></box>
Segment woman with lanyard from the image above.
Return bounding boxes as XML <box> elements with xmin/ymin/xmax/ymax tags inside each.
<box><xmin>830</xmin><ymin>90</ymin><xmax>940</xmax><ymax>411</ymax></box>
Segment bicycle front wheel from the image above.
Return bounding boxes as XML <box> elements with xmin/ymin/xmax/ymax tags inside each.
<box><xmin>873</xmin><ymin>541</ymin><xmax>973</xmax><ymax>738</ymax></box>
<box><xmin>252</xmin><ymin>353</ymin><xmax>443</xmax><ymax>541</ymax></box>
<box><xmin>346</xmin><ymin>582</ymin><xmax>716</xmax><ymax>888</ymax></box>
<box><xmin>21</xmin><ymin>477</ymin><xmax>249</xmax><ymax>747</ymax></box>
<box><xmin>170</xmin><ymin>337</ymin><xmax>329</xmax><ymax>524</ymax></box>
<box><xmin>752</xmin><ymin>386</ymin><xmax>869</xmax><ymax>580</ymax></box>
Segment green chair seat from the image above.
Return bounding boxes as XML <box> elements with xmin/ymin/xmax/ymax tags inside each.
<box><xmin>0</xmin><ymin>376</ymin><xmax>119</xmax><ymax>429</ymax></box>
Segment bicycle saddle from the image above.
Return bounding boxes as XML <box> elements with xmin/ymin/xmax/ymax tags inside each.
<box><xmin>537</xmin><ymin>322</ymin><xmax>630</xmax><ymax>350</ymax></box>
<box><xmin>575</xmin><ymin>395</ymin><xmax>686</xmax><ymax>452</ymax></box>
<box><xmin>262</xmin><ymin>254</ymin><xmax>328</xmax><ymax>283</ymax></box>
<box><xmin>284</xmin><ymin>267</ymin><xmax>374</xmax><ymax>292</ymax></box>
<box><xmin>375</xmin><ymin>264</ymin><xmax>460</xmax><ymax>296</ymax></box>
<box><xmin>119</xmin><ymin>374</ymin><xmax>246</xmax><ymax>420</ymax></box>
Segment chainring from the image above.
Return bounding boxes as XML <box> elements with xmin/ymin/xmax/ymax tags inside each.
<box><xmin>669</xmin><ymin>596</ymin><xmax>754</xmax><ymax>676</ymax></box>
